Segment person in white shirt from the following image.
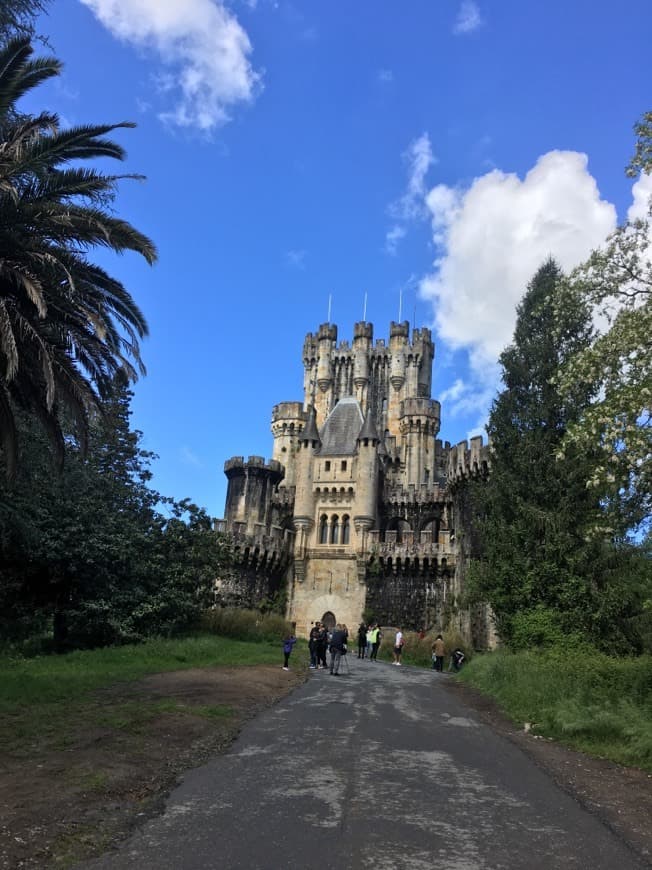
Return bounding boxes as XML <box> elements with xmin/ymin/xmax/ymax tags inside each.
<box><xmin>393</xmin><ymin>629</ymin><xmax>404</xmax><ymax>665</ymax></box>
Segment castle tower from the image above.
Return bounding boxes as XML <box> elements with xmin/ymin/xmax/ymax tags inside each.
<box><xmin>352</xmin><ymin>321</ymin><xmax>373</xmax><ymax>412</ymax></box>
<box><xmin>271</xmin><ymin>402</ymin><xmax>305</xmax><ymax>487</ymax></box>
<box><xmin>315</xmin><ymin>323</ymin><xmax>337</xmax><ymax>424</ymax></box>
<box><xmin>292</xmin><ymin>406</ymin><xmax>320</xmax><ymax>555</ymax></box>
<box><xmin>354</xmin><ymin>412</ymin><xmax>379</xmax><ymax>550</ymax></box>
<box><xmin>224</xmin><ymin>456</ymin><xmax>284</xmax><ymax>533</ymax></box>
<box><xmin>399</xmin><ymin>397</ymin><xmax>441</xmax><ymax>487</ymax></box>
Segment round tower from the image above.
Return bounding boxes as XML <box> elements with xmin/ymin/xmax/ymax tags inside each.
<box><xmin>271</xmin><ymin>402</ymin><xmax>305</xmax><ymax>487</ymax></box>
<box><xmin>292</xmin><ymin>406</ymin><xmax>320</xmax><ymax>550</ymax></box>
<box><xmin>353</xmin><ymin>413</ymin><xmax>379</xmax><ymax>547</ymax></box>
<box><xmin>316</xmin><ymin>322</ymin><xmax>337</xmax><ymax>393</ymax></box>
<box><xmin>389</xmin><ymin>320</ymin><xmax>409</xmax><ymax>392</ymax></box>
<box><xmin>352</xmin><ymin>321</ymin><xmax>372</xmax><ymax>412</ymax></box>
<box><xmin>399</xmin><ymin>398</ymin><xmax>441</xmax><ymax>487</ymax></box>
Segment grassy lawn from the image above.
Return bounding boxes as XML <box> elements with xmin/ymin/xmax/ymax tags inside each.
<box><xmin>0</xmin><ymin>634</ymin><xmax>296</xmax><ymax>750</ymax></box>
<box><xmin>459</xmin><ymin>648</ymin><xmax>652</xmax><ymax>772</ymax></box>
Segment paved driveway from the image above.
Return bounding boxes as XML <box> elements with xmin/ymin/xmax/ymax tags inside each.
<box><xmin>83</xmin><ymin>659</ymin><xmax>646</xmax><ymax>869</ymax></box>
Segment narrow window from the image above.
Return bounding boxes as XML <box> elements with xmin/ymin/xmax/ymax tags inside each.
<box><xmin>319</xmin><ymin>515</ymin><xmax>328</xmax><ymax>544</ymax></box>
<box><xmin>342</xmin><ymin>515</ymin><xmax>350</xmax><ymax>545</ymax></box>
<box><xmin>325</xmin><ymin>461</ymin><xmax>331</xmax><ymax>472</ymax></box>
<box><xmin>341</xmin><ymin>460</ymin><xmax>347</xmax><ymax>471</ymax></box>
<box><xmin>330</xmin><ymin>515</ymin><xmax>339</xmax><ymax>545</ymax></box>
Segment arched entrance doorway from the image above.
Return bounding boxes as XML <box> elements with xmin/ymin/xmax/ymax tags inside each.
<box><xmin>321</xmin><ymin>611</ymin><xmax>336</xmax><ymax>630</ymax></box>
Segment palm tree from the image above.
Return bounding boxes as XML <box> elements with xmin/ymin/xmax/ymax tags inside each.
<box><xmin>0</xmin><ymin>38</ymin><xmax>157</xmax><ymax>475</ymax></box>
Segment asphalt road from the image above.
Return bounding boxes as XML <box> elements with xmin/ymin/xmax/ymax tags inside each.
<box><xmin>83</xmin><ymin>658</ymin><xmax>646</xmax><ymax>870</ymax></box>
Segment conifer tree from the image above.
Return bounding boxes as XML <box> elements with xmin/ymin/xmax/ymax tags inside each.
<box><xmin>471</xmin><ymin>260</ymin><xmax>640</xmax><ymax>649</ymax></box>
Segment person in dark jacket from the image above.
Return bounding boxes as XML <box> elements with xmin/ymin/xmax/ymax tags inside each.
<box><xmin>357</xmin><ymin>622</ymin><xmax>367</xmax><ymax>658</ymax></box>
<box><xmin>309</xmin><ymin>622</ymin><xmax>320</xmax><ymax>669</ymax></box>
<box><xmin>329</xmin><ymin>624</ymin><xmax>347</xmax><ymax>675</ymax></box>
<box><xmin>316</xmin><ymin>623</ymin><xmax>328</xmax><ymax>669</ymax></box>
<box><xmin>282</xmin><ymin>624</ymin><xmax>297</xmax><ymax>671</ymax></box>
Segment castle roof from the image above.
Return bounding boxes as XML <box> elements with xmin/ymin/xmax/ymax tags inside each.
<box><xmin>319</xmin><ymin>397</ymin><xmax>364</xmax><ymax>456</ymax></box>
<box><xmin>357</xmin><ymin>411</ymin><xmax>379</xmax><ymax>443</ymax></box>
<box><xmin>300</xmin><ymin>406</ymin><xmax>321</xmax><ymax>445</ymax></box>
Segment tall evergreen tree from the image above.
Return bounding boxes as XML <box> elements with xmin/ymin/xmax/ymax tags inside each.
<box><xmin>470</xmin><ymin>260</ymin><xmax>640</xmax><ymax>649</ymax></box>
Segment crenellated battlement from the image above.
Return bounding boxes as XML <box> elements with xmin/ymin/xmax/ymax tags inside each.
<box><xmin>224</xmin><ymin>455</ymin><xmax>284</xmax><ymax>476</ymax></box>
<box><xmin>389</xmin><ymin>320</ymin><xmax>410</xmax><ymax>340</ymax></box>
<box><xmin>447</xmin><ymin>436</ymin><xmax>490</xmax><ymax>483</ymax></box>
<box><xmin>400</xmin><ymin>398</ymin><xmax>441</xmax><ymax>419</ymax></box>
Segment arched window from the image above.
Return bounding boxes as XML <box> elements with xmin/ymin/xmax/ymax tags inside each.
<box><xmin>319</xmin><ymin>514</ymin><xmax>328</xmax><ymax>544</ymax></box>
<box><xmin>330</xmin><ymin>514</ymin><xmax>340</xmax><ymax>545</ymax></box>
<box><xmin>342</xmin><ymin>515</ymin><xmax>350</xmax><ymax>545</ymax></box>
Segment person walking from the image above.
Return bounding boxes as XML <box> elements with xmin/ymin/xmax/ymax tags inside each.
<box><xmin>357</xmin><ymin>622</ymin><xmax>367</xmax><ymax>659</ymax></box>
<box><xmin>329</xmin><ymin>623</ymin><xmax>347</xmax><ymax>675</ymax></box>
<box><xmin>282</xmin><ymin>624</ymin><xmax>297</xmax><ymax>671</ymax></box>
<box><xmin>432</xmin><ymin>634</ymin><xmax>445</xmax><ymax>672</ymax></box>
<box><xmin>393</xmin><ymin>628</ymin><xmax>404</xmax><ymax>665</ymax></box>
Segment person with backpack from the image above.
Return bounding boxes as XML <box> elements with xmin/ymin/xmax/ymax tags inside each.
<box><xmin>282</xmin><ymin>624</ymin><xmax>297</xmax><ymax>671</ymax></box>
<box><xmin>329</xmin><ymin>623</ymin><xmax>347</xmax><ymax>675</ymax></box>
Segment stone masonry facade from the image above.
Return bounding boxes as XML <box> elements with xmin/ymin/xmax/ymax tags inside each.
<box><xmin>216</xmin><ymin>320</ymin><xmax>493</xmax><ymax>647</ymax></box>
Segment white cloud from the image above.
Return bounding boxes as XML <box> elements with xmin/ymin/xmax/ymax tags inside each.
<box><xmin>627</xmin><ymin>172</ymin><xmax>652</xmax><ymax>221</ymax></box>
<box><xmin>385</xmin><ymin>133</ymin><xmax>436</xmax><ymax>253</ymax></box>
<box><xmin>79</xmin><ymin>0</ymin><xmax>260</xmax><ymax>132</ymax></box>
<box><xmin>453</xmin><ymin>1</ymin><xmax>482</xmax><ymax>35</ymax></box>
<box><xmin>420</xmin><ymin>151</ymin><xmax>618</xmax><ymax>379</ymax></box>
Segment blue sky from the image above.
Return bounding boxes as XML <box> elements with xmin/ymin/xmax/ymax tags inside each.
<box><xmin>25</xmin><ymin>0</ymin><xmax>652</xmax><ymax>517</ymax></box>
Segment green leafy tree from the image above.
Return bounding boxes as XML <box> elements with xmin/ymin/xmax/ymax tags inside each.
<box><xmin>0</xmin><ymin>387</ymin><xmax>230</xmax><ymax>651</ymax></box>
<box><xmin>557</xmin><ymin>112</ymin><xmax>652</xmax><ymax>534</ymax></box>
<box><xmin>0</xmin><ymin>39</ymin><xmax>156</xmax><ymax>476</ymax></box>
<box><xmin>471</xmin><ymin>260</ymin><xmax>641</xmax><ymax>650</ymax></box>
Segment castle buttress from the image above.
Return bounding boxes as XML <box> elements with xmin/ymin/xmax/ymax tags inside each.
<box><xmin>217</xmin><ymin>320</ymin><xmax>493</xmax><ymax>646</ymax></box>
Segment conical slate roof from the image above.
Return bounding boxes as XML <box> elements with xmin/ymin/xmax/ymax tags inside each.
<box><xmin>300</xmin><ymin>406</ymin><xmax>320</xmax><ymax>444</ymax></box>
<box><xmin>357</xmin><ymin>411</ymin><xmax>379</xmax><ymax>444</ymax></box>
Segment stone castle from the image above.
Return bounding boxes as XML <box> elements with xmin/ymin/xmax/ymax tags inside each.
<box><xmin>216</xmin><ymin>320</ymin><xmax>492</xmax><ymax>646</ymax></box>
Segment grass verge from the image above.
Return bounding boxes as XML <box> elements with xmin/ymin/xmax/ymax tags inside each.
<box><xmin>459</xmin><ymin>647</ymin><xmax>652</xmax><ymax>772</ymax></box>
<box><xmin>0</xmin><ymin>633</ymin><xmax>291</xmax><ymax>750</ymax></box>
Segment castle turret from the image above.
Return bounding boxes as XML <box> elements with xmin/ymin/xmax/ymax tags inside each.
<box><xmin>354</xmin><ymin>412</ymin><xmax>379</xmax><ymax>547</ymax></box>
<box><xmin>315</xmin><ymin>323</ymin><xmax>337</xmax><ymax>423</ymax></box>
<box><xmin>389</xmin><ymin>320</ymin><xmax>409</xmax><ymax>392</ymax></box>
<box><xmin>271</xmin><ymin>402</ymin><xmax>305</xmax><ymax>487</ymax></box>
<box><xmin>352</xmin><ymin>321</ymin><xmax>372</xmax><ymax>409</ymax></box>
<box><xmin>399</xmin><ymin>398</ymin><xmax>441</xmax><ymax>487</ymax></box>
<box><xmin>412</xmin><ymin>327</ymin><xmax>434</xmax><ymax>398</ymax></box>
<box><xmin>292</xmin><ymin>406</ymin><xmax>320</xmax><ymax>551</ymax></box>
<box><xmin>224</xmin><ymin>455</ymin><xmax>284</xmax><ymax>533</ymax></box>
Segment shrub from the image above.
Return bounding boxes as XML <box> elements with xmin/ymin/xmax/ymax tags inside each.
<box><xmin>201</xmin><ymin>607</ymin><xmax>292</xmax><ymax>643</ymax></box>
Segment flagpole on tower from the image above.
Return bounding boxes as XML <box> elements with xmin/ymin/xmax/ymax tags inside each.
<box><xmin>327</xmin><ymin>293</ymin><xmax>332</xmax><ymax>324</ymax></box>
<box><xmin>363</xmin><ymin>291</ymin><xmax>367</xmax><ymax>322</ymax></box>
<box><xmin>398</xmin><ymin>286</ymin><xmax>403</xmax><ymax>322</ymax></box>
